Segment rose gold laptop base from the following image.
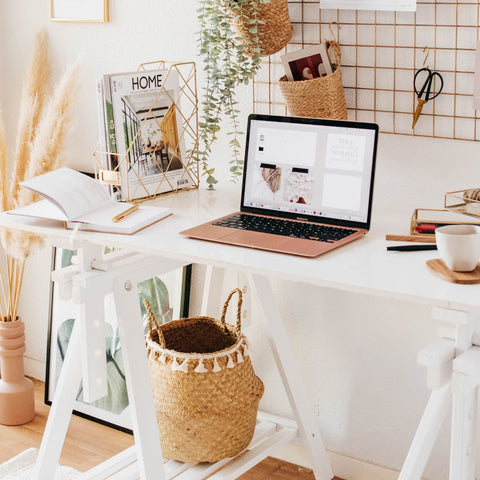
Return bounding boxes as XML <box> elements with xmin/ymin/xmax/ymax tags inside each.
<box><xmin>180</xmin><ymin>212</ymin><xmax>367</xmax><ymax>258</ymax></box>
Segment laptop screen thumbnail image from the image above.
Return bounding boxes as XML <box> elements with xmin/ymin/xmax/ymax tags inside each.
<box><xmin>241</xmin><ymin>115</ymin><xmax>378</xmax><ymax>230</ymax></box>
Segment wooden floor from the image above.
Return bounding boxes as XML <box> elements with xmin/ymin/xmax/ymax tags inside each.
<box><xmin>0</xmin><ymin>379</ymin><xmax>343</xmax><ymax>479</ymax></box>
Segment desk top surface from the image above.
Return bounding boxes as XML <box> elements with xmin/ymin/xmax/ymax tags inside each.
<box><xmin>0</xmin><ymin>184</ymin><xmax>478</xmax><ymax>312</ymax></box>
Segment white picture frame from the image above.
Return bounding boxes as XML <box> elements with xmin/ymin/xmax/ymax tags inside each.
<box><xmin>281</xmin><ymin>44</ymin><xmax>333</xmax><ymax>82</ymax></box>
<box><xmin>50</xmin><ymin>0</ymin><xmax>109</xmax><ymax>23</ymax></box>
<box><xmin>45</xmin><ymin>247</ymin><xmax>191</xmax><ymax>432</ymax></box>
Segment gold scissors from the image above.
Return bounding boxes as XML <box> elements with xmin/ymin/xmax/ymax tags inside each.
<box><xmin>412</xmin><ymin>67</ymin><xmax>444</xmax><ymax>129</ymax></box>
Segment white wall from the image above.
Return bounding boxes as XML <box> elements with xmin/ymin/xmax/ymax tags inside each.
<box><xmin>2</xmin><ymin>2</ymin><xmax>480</xmax><ymax>479</ymax></box>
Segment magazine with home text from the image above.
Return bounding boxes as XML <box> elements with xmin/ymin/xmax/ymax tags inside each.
<box><xmin>103</xmin><ymin>68</ymin><xmax>193</xmax><ymax>201</ymax></box>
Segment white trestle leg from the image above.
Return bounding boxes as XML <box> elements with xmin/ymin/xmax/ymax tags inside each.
<box><xmin>400</xmin><ymin>308</ymin><xmax>480</xmax><ymax>480</ymax></box>
<box><xmin>449</xmin><ymin>348</ymin><xmax>480</xmax><ymax>480</ymax></box>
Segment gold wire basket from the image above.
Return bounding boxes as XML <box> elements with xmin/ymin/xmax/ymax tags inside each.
<box><xmin>94</xmin><ymin>61</ymin><xmax>199</xmax><ymax>203</ymax></box>
<box><xmin>410</xmin><ymin>207</ymin><xmax>480</xmax><ymax>237</ymax></box>
<box><xmin>444</xmin><ymin>189</ymin><xmax>480</xmax><ymax>219</ymax></box>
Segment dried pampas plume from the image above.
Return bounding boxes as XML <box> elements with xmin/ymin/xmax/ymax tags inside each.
<box><xmin>10</xmin><ymin>30</ymin><xmax>51</xmax><ymax>210</ymax></box>
<box><xmin>0</xmin><ymin>30</ymin><xmax>80</xmax><ymax>320</ymax></box>
<box><xmin>0</xmin><ymin>107</ymin><xmax>7</xmax><ymax>213</ymax></box>
<box><xmin>18</xmin><ymin>60</ymin><xmax>80</xmax><ymax>210</ymax></box>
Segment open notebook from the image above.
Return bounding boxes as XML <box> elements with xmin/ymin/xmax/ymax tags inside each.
<box><xmin>8</xmin><ymin>167</ymin><xmax>172</xmax><ymax>234</ymax></box>
<box><xmin>181</xmin><ymin>114</ymin><xmax>378</xmax><ymax>257</ymax></box>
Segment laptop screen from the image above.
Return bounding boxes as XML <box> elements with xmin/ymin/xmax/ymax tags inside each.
<box><xmin>240</xmin><ymin>114</ymin><xmax>378</xmax><ymax>230</ymax></box>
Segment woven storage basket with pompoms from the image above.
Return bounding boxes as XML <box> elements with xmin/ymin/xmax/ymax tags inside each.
<box><xmin>144</xmin><ymin>288</ymin><xmax>264</xmax><ymax>464</ymax></box>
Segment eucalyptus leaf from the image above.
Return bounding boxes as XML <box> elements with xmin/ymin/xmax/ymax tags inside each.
<box><xmin>197</xmin><ymin>0</ymin><xmax>264</xmax><ymax>187</ymax></box>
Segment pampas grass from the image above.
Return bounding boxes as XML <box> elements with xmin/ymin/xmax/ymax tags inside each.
<box><xmin>10</xmin><ymin>30</ymin><xmax>51</xmax><ymax>211</ymax></box>
<box><xmin>0</xmin><ymin>30</ymin><xmax>80</xmax><ymax>321</ymax></box>
<box><xmin>0</xmin><ymin>107</ymin><xmax>7</xmax><ymax>213</ymax></box>
<box><xmin>17</xmin><ymin>60</ymin><xmax>80</xmax><ymax>210</ymax></box>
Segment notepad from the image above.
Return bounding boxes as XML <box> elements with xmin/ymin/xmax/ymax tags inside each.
<box><xmin>8</xmin><ymin>167</ymin><xmax>172</xmax><ymax>234</ymax></box>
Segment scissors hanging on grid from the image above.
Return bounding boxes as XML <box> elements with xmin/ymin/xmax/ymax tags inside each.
<box><xmin>412</xmin><ymin>67</ymin><xmax>444</xmax><ymax>129</ymax></box>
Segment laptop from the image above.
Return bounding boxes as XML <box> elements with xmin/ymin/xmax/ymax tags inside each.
<box><xmin>181</xmin><ymin>114</ymin><xmax>378</xmax><ymax>257</ymax></box>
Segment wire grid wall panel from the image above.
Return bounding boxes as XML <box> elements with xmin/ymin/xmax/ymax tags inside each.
<box><xmin>252</xmin><ymin>0</ymin><xmax>480</xmax><ymax>141</ymax></box>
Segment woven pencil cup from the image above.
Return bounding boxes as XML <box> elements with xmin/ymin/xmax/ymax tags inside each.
<box><xmin>279</xmin><ymin>41</ymin><xmax>348</xmax><ymax>119</ymax></box>
<box><xmin>145</xmin><ymin>288</ymin><xmax>264</xmax><ymax>464</ymax></box>
<box><xmin>231</xmin><ymin>0</ymin><xmax>292</xmax><ymax>56</ymax></box>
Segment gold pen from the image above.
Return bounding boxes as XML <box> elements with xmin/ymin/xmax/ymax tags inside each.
<box><xmin>112</xmin><ymin>205</ymin><xmax>139</xmax><ymax>223</ymax></box>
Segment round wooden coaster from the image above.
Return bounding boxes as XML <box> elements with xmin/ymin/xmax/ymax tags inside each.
<box><xmin>426</xmin><ymin>259</ymin><xmax>480</xmax><ymax>284</ymax></box>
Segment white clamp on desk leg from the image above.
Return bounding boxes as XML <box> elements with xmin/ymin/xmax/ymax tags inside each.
<box><xmin>51</xmin><ymin>263</ymin><xmax>78</xmax><ymax>301</ymax></box>
<box><xmin>432</xmin><ymin>307</ymin><xmax>480</xmax><ymax>354</ymax></box>
<box><xmin>417</xmin><ymin>339</ymin><xmax>456</xmax><ymax>389</ymax></box>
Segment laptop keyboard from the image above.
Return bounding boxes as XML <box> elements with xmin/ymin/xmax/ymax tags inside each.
<box><xmin>213</xmin><ymin>214</ymin><xmax>356</xmax><ymax>243</ymax></box>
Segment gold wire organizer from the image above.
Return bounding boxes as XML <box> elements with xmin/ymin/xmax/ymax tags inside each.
<box><xmin>410</xmin><ymin>207</ymin><xmax>480</xmax><ymax>237</ymax></box>
<box><xmin>94</xmin><ymin>61</ymin><xmax>199</xmax><ymax>203</ymax></box>
<box><xmin>253</xmin><ymin>0</ymin><xmax>480</xmax><ymax>142</ymax></box>
<box><xmin>445</xmin><ymin>189</ymin><xmax>480</xmax><ymax>219</ymax></box>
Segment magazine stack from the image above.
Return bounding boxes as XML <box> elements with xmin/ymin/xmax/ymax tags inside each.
<box><xmin>95</xmin><ymin>62</ymin><xmax>199</xmax><ymax>202</ymax></box>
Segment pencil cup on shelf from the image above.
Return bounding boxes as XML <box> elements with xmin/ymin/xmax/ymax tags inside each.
<box><xmin>435</xmin><ymin>225</ymin><xmax>480</xmax><ymax>272</ymax></box>
<box><xmin>279</xmin><ymin>41</ymin><xmax>347</xmax><ymax>120</ymax></box>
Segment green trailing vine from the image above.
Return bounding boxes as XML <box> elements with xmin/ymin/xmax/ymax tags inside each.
<box><xmin>196</xmin><ymin>0</ymin><xmax>269</xmax><ymax>189</ymax></box>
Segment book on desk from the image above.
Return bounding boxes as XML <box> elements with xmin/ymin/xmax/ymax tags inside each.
<box><xmin>7</xmin><ymin>167</ymin><xmax>172</xmax><ymax>235</ymax></box>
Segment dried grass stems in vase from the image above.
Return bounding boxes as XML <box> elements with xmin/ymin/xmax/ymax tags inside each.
<box><xmin>0</xmin><ymin>30</ymin><xmax>80</xmax><ymax>322</ymax></box>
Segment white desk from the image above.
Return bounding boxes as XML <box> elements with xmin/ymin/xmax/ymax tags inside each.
<box><xmin>1</xmin><ymin>185</ymin><xmax>480</xmax><ymax>480</ymax></box>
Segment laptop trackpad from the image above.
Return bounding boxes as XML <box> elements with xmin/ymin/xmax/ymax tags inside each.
<box><xmin>221</xmin><ymin>230</ymin><xmax>296</xmax><ymax>250</ymax></box>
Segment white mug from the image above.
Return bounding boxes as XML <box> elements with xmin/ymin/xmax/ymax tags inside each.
<box><xmin>435</xmin><ymin>225</ymin><xmax>480</xmax><ymax>272</ymax></box>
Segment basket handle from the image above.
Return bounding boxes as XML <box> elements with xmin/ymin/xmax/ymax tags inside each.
<box><xmin>325</xmin><ymin>40</ymin><xmax>342</xmax><ymax>69</ymax></box>
<box><xmin>143</xmin><ymin>299</ymin><xmax>166</xmax><ymax>348</ymax></box>
<box><xmin>220</xmin><ymin>288</ymin><xmax>243</xmax><ymax>334</ymax></box>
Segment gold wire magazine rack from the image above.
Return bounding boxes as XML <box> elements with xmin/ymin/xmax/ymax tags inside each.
<box><xmin>94</xmin><ymin>61</ymin><xmax>199</xmax><ymax>203</ymax></box>
<box><xmin>444</xmin><ymin>190</ymin><xmax>480</xmax><ymax>220</ymax></box>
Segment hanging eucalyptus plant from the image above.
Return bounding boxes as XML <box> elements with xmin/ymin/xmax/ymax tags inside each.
<box><xmin>196</xmin><ymin>0</ymin><xmax>269</xmax><ymax>189</ymax></box>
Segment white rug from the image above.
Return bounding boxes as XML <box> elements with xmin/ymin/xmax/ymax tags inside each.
<box><xmin>0</xmin><ymin>448</ymin><xmax>81</xmax><ymax>479</ymax></box>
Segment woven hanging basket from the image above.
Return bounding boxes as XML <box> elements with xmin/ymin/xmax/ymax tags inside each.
<box><xmin>231</xmin><ymin>0</ymin><xmax>292</xmax><ymax>57</ymax></box>
<box><xmin>279</xmin><ymin>41</ymin><xmax>348</xmax><ymax>119</ymax></box>
<box><xmin>145</xmin><ymin>288</ymin><xmax>264</xmax><ymax>464</ymax></box>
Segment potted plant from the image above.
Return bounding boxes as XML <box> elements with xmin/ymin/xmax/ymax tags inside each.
<box><xmin>195</xmin><ymin>0</ymin><xmax>292</xmax><ymax>189</ymax></box>
<box><xmin>0</xmin><ymin>30</ymin><xmax>79</xmax><ymax>425</ymax></box>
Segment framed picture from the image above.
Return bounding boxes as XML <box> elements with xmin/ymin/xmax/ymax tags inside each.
<box><xmin>50</xmin><ymin>0</ymin><xmax>109</xmax><ymax>23</ymax></box>
<box><xmin>45</xmin><ymin>247</ymin><xmax>191</xmax><ymax>433</ymax></box>
<box><xmin>281</xmin><ymin>44</ymin><xmax>333</xmax><ymax>82</ymax></box>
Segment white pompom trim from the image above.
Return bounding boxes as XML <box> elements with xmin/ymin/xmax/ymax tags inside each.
<box><xmin>147</xmin><ymin>336</ymin><xmax>249</xmax><ymax>374</ymax></box>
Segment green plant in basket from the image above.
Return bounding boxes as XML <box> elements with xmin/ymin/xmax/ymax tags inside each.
<box><xmin>195</xmin><ymin>0</ymin><xmax>269</xmax><ymax>189</ymax></box>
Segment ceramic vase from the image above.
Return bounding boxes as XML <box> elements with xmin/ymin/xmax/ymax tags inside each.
<box><xmin>0</xmin><ymin>318</ymin><xmax>35</xmax><ymax>425</ymax></box>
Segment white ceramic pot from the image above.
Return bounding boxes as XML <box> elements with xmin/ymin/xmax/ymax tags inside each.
<box><xmin>435</xmin><ymin>225</ymin><xmax>480</xmax><ymax>272</ymax></box>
